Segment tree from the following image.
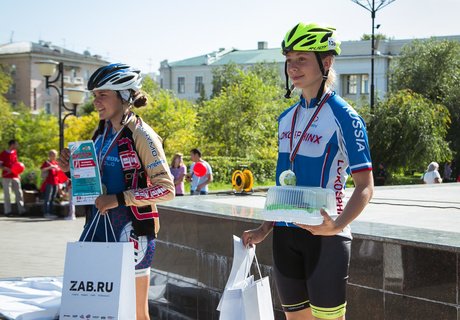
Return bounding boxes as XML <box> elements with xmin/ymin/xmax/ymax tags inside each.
<box><xmin>390</xmin><ymin>38</ymin><xmax>460</xmax><ymax>160</ymax></box>
<box><xmin>79</xmin><ymin>99</ymin><xmax>95</xmax><ymax>115</ymax></box>
<box><xmin>0</xmin><ymin>65</ymin><xmax>13</xmax><ymax>147</ymax></box>
<box><xmin>14</xmin><ymin>107</ymin><xmax>59</xmax><ymax>167</ymax></box>
<box><xmin>135</xmin><ymin>89</ymin><xmax>198</xmax><ymax>157</ymax></box>
<box><xmin>196</xmin><ymin>83</ymin><xmax>207</xmax><ymax>105</ymax></box>
<box><xmin>198</xmin><ymin>69</ymin><xmax>285</xmax><ymax>159</ymax></box>
<box><xmin>362</xmin><ymin>90</ymin><xmax>451</xmax><ymax>172</ymax></box>
<box><xmin>141</xmin><ymin>75</ymin><xmax>160</xmax><ymax>96</ymax></box>
<box><xmin>248</xmin><ymin>62</ymin><xmax>283</xmax><ymax>88</ymax></box>
<box><xmin>360</xmin><ymin>34</ymin><xmax>388</xmax><ymax>41</ymax></box>
<box><xmin>64</xmin><ymin>112</ymin><xmax>100</xmax><ymax>144</ymax></box>
<box><xmin>211</xmin><ymin>62</ymin><xmax>242</xmax><ymax>98</ymax></box>
<box><xmin>211</xmin><ymin>62</ymin><xmax>283</xmax><ymax>98</ymax></box>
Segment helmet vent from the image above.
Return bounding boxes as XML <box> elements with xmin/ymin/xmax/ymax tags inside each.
<box><xmin>289</xmin><ymin>34</ymin><xmax>309</xmax><ymax>48</ymax></box>
<box><xmin>98</xmin><ymin>74</ymin><xmax>119</xmax><ymax>87</ymax></box>
<box><xmin>114</xmin><ymin>75</ymin><xmax>135</xmax><ymax>85</ymax></box>
<box><xmin>287</xmin><ymin>23</ymin><xmax>301</xmax><ymax>42</ymax></box>
<box><xmin>301</xmin><ymin>40</ymin><xmax>316</xmax><ymax>47</ymax></box>
<box><xmin>320</xmin><ymin>32</ymin><xmax>333</xmax><ymax>43</ymax></box>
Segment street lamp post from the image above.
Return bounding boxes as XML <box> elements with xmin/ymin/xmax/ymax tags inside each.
<box><xmin>36</xmin><ymin>60</ymin><xmax>86</xmax><ymax>152</ymax></box>
<box><xmin>351</xmin><ymin>0</ymin><xmax>396</xmax><ymax>111</ymax></box>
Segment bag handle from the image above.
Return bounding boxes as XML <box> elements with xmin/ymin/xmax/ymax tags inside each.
<box><xmin>81</xmin><ymin>210</ymin><xmax>117</xmax><ymax>242</ymax></box>
<box><xmin>253</xmin><ymin>251</ymin><xmax>263</xmax><ymax>280</ymax></box>
<box><xmin>244</xmin><ymin>245</ymin><xmax>263</xmax><ymax>280</ymax></box>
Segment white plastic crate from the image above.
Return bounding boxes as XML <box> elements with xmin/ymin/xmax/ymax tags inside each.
<box><xmin>262</xmin><ymin>186</ymin><xmax>337</xmax><ymax>225</ymax></box>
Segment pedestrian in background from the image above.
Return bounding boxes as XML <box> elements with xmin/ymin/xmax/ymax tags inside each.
<box><xmin>40</xmin><ymin>149</ymin><xmax>61</xmax><ymax>219</ymax></box>
<box><xmin>0</xmin><ymin>139</ymin><xmax>25</xmax><ymax>216</ymax></box>
<box><xmin>170</xmin><ymin>153</ymin><xmax>186</xmax><ymax>196</ymax></box>
<box><xmin>443</xmin><ymin>161</ymin><xmax>452</xmax><ymax>182</ymax></box>
<box><xmin>374</xmin><ymin>162</ymin><xmax>387</xmax><ymax>186</ymax></box>
<box><xmin>423</xmin><ymin>162</ymin><xmax>442</xmax><ymax>184</ymax></box>
<box><xmin>186</xmin><ymin>148</ymin><xmax>213</xmax><ymax>195</ymax></box>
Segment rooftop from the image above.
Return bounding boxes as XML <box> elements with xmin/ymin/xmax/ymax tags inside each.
<box><xmin>0</xmin><ymin>40</ymin><xmax>106</xmax><ymax>62</ymax></box>
<box><xmin>162</xmin><ymin>35</ymin><xmax>460</xmax><ymax>68</ymax></box>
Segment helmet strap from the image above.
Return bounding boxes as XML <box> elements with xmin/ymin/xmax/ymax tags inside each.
<box><xmin>284</xmin><ymin>61</ymin><xmax>295</xmax><ymax>98</ymax></box>
<box><xmin>117</xmin><ymin>90</ymin><xmax>133</xmax><ymax>104</ymax></box>
<box><xmin>314</xmin><ymin>52</ymin><xmax>329</xmax><ymax>105</ymax></box>
<box><xmin>120</xmin><ymin>113</ymin><xmax>128</xmax><ymax>126</ymax></box>
<box><xmin>120</xmin><ymin>110</ymin><xmax>132</xmax><ymax>126</ymax></box>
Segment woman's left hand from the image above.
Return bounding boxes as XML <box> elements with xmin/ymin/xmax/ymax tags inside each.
<box><xmin>295</xmin><ymin>208</ymin><xmax>341</xmax><ymax>236</ymax></box>
<box><xmin>95</xmin><ymin>194</ymin><xmax>118</xmax><ymax>215</ymax></box>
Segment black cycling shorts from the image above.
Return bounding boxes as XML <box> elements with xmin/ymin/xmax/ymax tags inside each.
<box><xmin>272</xmin><ymin>226</ymin><xmax>351</xmax><ymax>319</ymax></box>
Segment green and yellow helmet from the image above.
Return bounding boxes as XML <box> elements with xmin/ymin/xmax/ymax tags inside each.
<box><xmin>281</xmin><ymin>23</ymin><xmax>341</xmax><ymax>56</ymax></box>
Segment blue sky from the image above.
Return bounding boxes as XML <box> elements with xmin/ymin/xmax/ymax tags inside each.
<box><xmin>1</xmin><ymin>0</ymin><xmax>458</xmax><ymax>73</ymax></box>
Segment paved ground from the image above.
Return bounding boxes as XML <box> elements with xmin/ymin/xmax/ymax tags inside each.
<box><xmin>0</xmin><ymin>216</ymin><xmax>85</xmax><ymax>278</ymax></box>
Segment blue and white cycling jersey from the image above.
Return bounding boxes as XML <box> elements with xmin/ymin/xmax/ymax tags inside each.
<box><xmin>276</xmin><ymin>91</ymin><xmax>372</xmax><ymax>238</ymax></box>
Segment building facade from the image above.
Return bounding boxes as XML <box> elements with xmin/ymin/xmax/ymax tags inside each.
<box><xmin>159</xmin><ymin>36</ymin><xmax>460</xmax><ymax>104</ymax></box>
<box><xmin>0</xmin><ymin>40</ymin><xmax>108</xmax><ymax>114</ymax></box>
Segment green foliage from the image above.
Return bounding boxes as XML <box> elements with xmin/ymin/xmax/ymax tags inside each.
<box><xmin>0</xmin><ymin>66</ymin><xmax>13</xmax><ymax>147</ymax></box>
<box><xmin>14</xmin><ymin>109</ymin><xmax>59</xmax><ymax>166</ymax></box>
<box><xmin>196</xmin><ymin>83</ymin><xmax>207</xmax><ymax>105</ymax></box>
<box><xmin>136</xmin><ymin>89</ymin><xmax>198</xmax><ymax>157</ymax></box>
<box><xmin>79</xmin><ymin>98</ymin><xmax>95</xmax><ymax>115</ymax></box>
<box><xmin>390</xmin><ymin>38</ymin><xmax>460</xmax><ymax>159</ymax></box>
<box><xmin>0</xmin><ymin>65</ymin><xmax>12</xmax><ymax>94</ymax></box>
<box><xmin>390</xmin><ymin>38</ymin><xmax>460</xmax><ymax>103</ymax></box>
<box><xmin>182</xmin><ymin>155</ymin><xmax>276</xmax><ymax>184</ymax></box>
<box><xmin>211</xmin><ymin>62</ymin><xmax>242</xmax><ymax>98</ymax></box>
<box><xmin>362</xmin><ymin>90</ymin><xmax>452</xmax><ymax>171</ymax></box>
<box><xmin>360</xmin><ymin>34</ymin><xmax>388</xmax><ymax>41</ymax></box>
<box><xmin>211</xmin><ymin>62</ymin><xmax>283</xmax><ymax>98</ymax></box>
<box><xmin>198</xmin><ymin>69</ymin><xmax>284</xmax><ymax>158</ymax></box>
<box><xmin>142</xmin><ymin>75</ymin><xmax>160</xmax><ymax>96</ymax></box>
<box><xmin>248</xmin><ymin>62</ymin><xmax>283</xmax><ymax>88</ymax></box>
<box><xmin>65</xmin><ymin>112</ymin><xmax>100</xmax><ymax>143</ymax></box>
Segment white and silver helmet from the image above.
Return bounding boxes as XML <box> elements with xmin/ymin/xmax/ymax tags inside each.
<box><xmin>87</xmin><ymin>63</ymin><xmax>142</xmax><ymax>91</ymax></box>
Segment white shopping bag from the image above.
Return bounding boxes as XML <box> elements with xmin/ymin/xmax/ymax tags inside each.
<box><xmin>218</xmin><ymin>235</ymin><xmax>274</xmax><ymax>320</ymax></box>
<box><xmin>242</xmin><ymin>255</ymin><xmax>274</xmax><ymax>320</ymax></box>
<box><xmin>217</xmin><ymin>235</ymin><xmax>255</xmax><ymax>314</ymax></box>
<box><xmin>59</xmin><ymin>213</ymin><xmax>136</xmax><ymax>320</ymax></box>
<box><xmin>218</xmin><ymin>275</ymin><xmax>253</xmax><ymax>320</ymax></box>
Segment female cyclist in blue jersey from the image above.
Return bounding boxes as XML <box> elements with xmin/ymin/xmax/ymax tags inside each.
<box><xmin>58</xmin><ymin>63</ymin><xmax>175</xmax><ymax>320</ymax></box>
<box><xmin>242</xmin><ymin>23</ymin><xmax>374</xmax><ymax>320</ymax></box>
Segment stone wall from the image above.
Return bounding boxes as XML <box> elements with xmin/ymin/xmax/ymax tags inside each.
<box><xmin>149</xmin><ymin>207</ymin><xmax>460</xmax><ymax>320</ymax></box>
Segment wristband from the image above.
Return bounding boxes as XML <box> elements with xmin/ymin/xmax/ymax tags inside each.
<box><xmin>116</xmin><ymin>192</ymin><xmax>126</xmax><ymax>206</ymax></box>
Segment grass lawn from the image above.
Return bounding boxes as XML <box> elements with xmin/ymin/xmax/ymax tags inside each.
<box><xmin>389</xmin><ymin>174</ymin><xmax>424</xmax><ymax>185</ymax></box>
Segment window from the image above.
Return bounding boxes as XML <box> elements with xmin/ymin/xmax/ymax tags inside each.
<box><xmin>10</xmin><ymin>64</ymin><xmax>16</xmax><ymax>76</ymax></box>
<box><xmin>45</xmin><ymin>102</ymin><xmax>51</xmax><ymax>114</ymax></box>
<box><xmin>195</xmin><ymin>76</ymin><xmax>203</xmax><ymax>93</ymax></box>
<box><xmin>346</xmin><ymin>75</ymin><xmax>358</xmax><ymax>94</ymax></box>
<box><xmin>361</xmin><ymin>74</ymin><xmax>369</xmax><ymax>94</ymax></box>
<box><xmin>177</xmin><ymin>77</ymin><xmax>185</xmax><ymax>93</ymax></box>
<box><xmin>160</xmin><ymin>78</ymin><xmax>164</xmax><ymax>89</ymax></box>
